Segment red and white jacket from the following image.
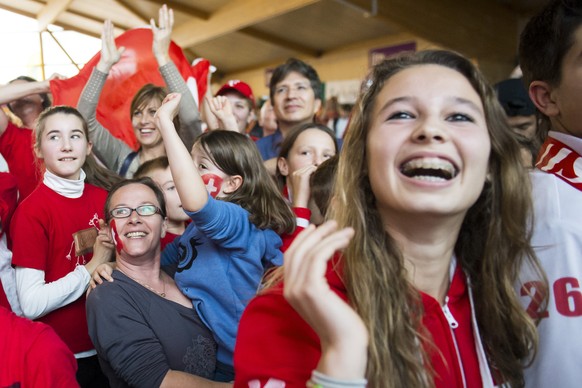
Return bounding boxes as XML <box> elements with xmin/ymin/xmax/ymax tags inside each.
<box><xmin>234</xmin><ymin>256</ymin><xmax>496</xmax><ymax>388</ymax></box>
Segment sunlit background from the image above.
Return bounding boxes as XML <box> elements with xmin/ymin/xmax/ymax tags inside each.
<box><xmin>0</xmin><ymin>8</ymin><xmax>100</xmax><ymax>84</ymax></box>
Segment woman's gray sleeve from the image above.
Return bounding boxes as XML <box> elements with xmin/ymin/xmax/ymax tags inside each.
<box><xmin>160</xmin><ymin>62</ymin><xmax>202</xmax><ymax>152</ymax></box>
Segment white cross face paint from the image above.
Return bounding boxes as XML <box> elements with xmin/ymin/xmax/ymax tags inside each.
<box><xmin>201</xmin><ymin>174</ymin><xmax>224</xmax><ymax>198</ymax></box>
<box><xmin>191</xmin><ymin>143</ymin><xmax>232</xmax><ymax>199</ymax></box>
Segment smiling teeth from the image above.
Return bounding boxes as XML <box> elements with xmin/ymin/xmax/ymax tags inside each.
<box><xmin>140</xmin><ymin>129</ymin><xmax>154</xmax><ymax>133</ymax></box>
<box><xmin>60</xmin><ymin>158</ymin><xmax>75</xmax><ymax>161</ymax></box>
<box><xmin>401</xmin><ymin>157</ymin><xmax>458</xmax><ymax>180</ymax></box>
<box><xmin>126</xmin><ymin>232</ymin><xmax>146</xmax><ymax>238</ymax></box>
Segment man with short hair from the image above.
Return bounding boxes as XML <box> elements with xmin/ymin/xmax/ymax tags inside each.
<box><xmin>255</xmin><ymin>58</ymin><xmax>323</xmax><ymax>167</ymax></box>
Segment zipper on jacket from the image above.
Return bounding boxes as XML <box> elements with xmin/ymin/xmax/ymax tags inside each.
<box><xmin>442</xmin><ymin>296</ymin><xmax>459</xmax><ymax>328</ymax></box>
<box><xmin>442</xmin><ymin>296</ymin><xmax>466</xmax><ymax>387</ymax></box>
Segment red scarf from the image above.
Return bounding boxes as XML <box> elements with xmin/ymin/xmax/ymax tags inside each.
<box><xmin>536</xmin><ymin>136</ymin><xmax>582</xmax><ymax>191</ymax></box>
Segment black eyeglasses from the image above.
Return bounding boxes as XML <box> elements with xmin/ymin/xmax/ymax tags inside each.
<box><xmin>109</xmin><ymin>205</ymin><xmax>163</xmax><ymax>219</ymax></box>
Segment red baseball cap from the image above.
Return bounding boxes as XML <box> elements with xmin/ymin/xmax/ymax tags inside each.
<box><xmin>216</xmin><ymin>80</ymin><xmax>255</xmax><ymax>106</ymax></box>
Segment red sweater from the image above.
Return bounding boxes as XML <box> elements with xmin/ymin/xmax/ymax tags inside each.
<box><xmin>234</xmin><ymin>257</ymin><xmax>489</xmax><ymax>387</ymax></box>
<box><xmin>0</xmin><ymin>306</ymin><xmax>78</xmax><ymax>388</ymax></box>
<box><xmin>10</xmin><ymin>183</ymin><xmax>107</xmax><ymax>353</ymax></box>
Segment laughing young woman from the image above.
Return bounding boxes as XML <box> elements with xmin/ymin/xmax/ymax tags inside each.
<box><xmin>234</xmin><ymin>50</ymin><xmax>547</xmax><ymax>387</ymax></box>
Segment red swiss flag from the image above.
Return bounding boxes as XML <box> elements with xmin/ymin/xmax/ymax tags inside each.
<box><xmin>50</xmin><ymin>28</ymin><xmax>209</xmax><ymax>150</ymax></box>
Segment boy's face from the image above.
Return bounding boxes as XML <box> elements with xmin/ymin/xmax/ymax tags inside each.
<box><xmin>507</xmin><ymin>115</ymin><xmax>537</xmax><ymax>140</ymax></box>
<box><xmin>550</xmin><ymin>25</ymin><xmax>582</xmax><ymax>137</ymax></box>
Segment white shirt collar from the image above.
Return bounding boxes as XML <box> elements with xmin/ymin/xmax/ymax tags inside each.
<box><xmin>549</xmin><ymin>131</ymin><xmax>582</xmax><ymax>156</ymax></box>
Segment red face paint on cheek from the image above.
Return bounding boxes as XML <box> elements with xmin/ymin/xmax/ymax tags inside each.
<box><xmin>110</xmin><ymin>219</ymin><xmax>124</xmax><ymax>254</ymax></box>
<box><xmin>201</xmin><ymin>174</ymin><xmax>224</xmax><ymax>198</ymax></box>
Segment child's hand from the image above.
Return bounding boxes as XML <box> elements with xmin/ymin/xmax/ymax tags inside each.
<box><xmin>97</xmin><ymin>20</ymin><xmax>125</xmax><ymax>73</ymax></box>
<box><xmin>290</xmin><ymin>164</ymin><xmax>317</xmax><ymax>208</ymax></box>
<box><xmin>207</xmin><ymin>96</ymin><xmax>239</xmax><ymax>132</ymax></box>
<box><xmin>85</xmin><ymin>220</ymin><xmax>115</xmax><ymax>275</ymax></box>
<box><xmin>91</xmin><ymin>262</ymin><xmax>115</xmax><ymax>287</ymax></box>
<box><xmin>156</xmin><ymin>93</ymin><xmax>182</xmax><ymax>122</ymax></box>
<box><xmin>202</xmin><ymin>96</ymin><xmax>220</xmax><ymax>130</ymax></box>
<box><xmin>151</xmin><ymin>4</ymin><xmax>174</xmax><ymax>66</ymax></box>
<box><xmin>86</xmin><ymin>261</ymin><xmax>116</xmax><ymax>297</ymax></box>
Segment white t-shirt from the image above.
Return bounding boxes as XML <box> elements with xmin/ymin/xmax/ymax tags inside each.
<box><xmin>521</xmin><ymin>131</ymin><xmax>582</xmax><ymax>388</ymax></box>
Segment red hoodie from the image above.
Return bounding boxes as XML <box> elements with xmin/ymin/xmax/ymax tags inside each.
<box><xmin>234</xmin><ymin>256</ymin><xmax>492</xmax><ymax>388</ymax></box>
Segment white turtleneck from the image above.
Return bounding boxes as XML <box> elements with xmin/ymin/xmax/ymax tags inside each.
<box><xmin>43</xmin><ymin>168</ymin><xmax>87</xmax><ymax>198</ymax></box>
<box><xmin>15</xmin><ymin>170</ymin><xmax>95</xmax><ymax>358</ymax></box>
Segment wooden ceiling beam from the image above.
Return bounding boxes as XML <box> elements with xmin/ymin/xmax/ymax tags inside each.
<box><xmin>50</xmin><ymin>20</ymin><xmax>100</xmax><ymax>39</ymax></box>
<box><xmin>64</xmin><ymin>9</ymin><xmax>133</xmax><ymax>31</ymax></box>
<box><xmin>347</xmin><ymin>0</ymin><xmax>519</xmax><ymax>61</ymax></box>
<box><xmin>0</xmin><ymin>4</ymin><xmax>37</xmax><ymax>20</ymax></box>
<box><xmin>144</xmin><ymin>0</ymin><xmax>209</xmax><ymax>20</ymax></box>
<box><xmin>37</xmin><ymin>0</ymin><xmax>74</xmax><ymax>30</ymax></box>
<box><xmin>114</xmin><ymin>0</ymin><xmax>149</xmax><ymax>24</ymax></box>
<box><xmin>173</xmin><ymin>0</ymin><xmax>321</xmax><ymax>48</ymax></box>
<box><xmin>240</xmin><ymin>27</ymin><xmax>321</xmax><ymax>58</ymax></box>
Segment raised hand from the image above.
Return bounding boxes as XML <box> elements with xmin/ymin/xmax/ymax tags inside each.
<box><xmin>97</xmin><ymin>20</ymin><xmax>125</xmax><ymax>73</ymax></box>
<box><xmin>206</xmin><ymin>96</ymin><xmax>239</xmax><ymax>132</ymax></box>
<box><xmin>155</xmin><ymin>92</ymin><xmax>182</xmax><ymax>124</ymax></box>
<box><xmin>151</xmin><ymin>4</ymin><xmax>174</xmax><ymax>66</ymax></box>
<box><xmin>284</xmin><ymin>221</ymin><xmax>368</xmax><ymax>379</ymax></box>
<box><xmin>85</xmin><ymin>220</ymin><xmax>115</xmax><ymax>273</ymax></box>
<box><xmin>289</xmin><ymin>164</ymin><xmax>318</xmax><ymax>208</ymax></box>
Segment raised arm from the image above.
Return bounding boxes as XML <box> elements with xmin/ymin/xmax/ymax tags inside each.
<box><xmin>96</xmin><ymin>19</ymin><xmax>125</xmax><ymax>74</ymax></box>
<box><xmin>152</xmin><ymin>4</ymin><xmax>202</xmax><ymax>152</ymax></box>
<box><xmin>77</xmin><ymin>20</ymin><xmax>132</xmax><ymax>172</ymax></box>
<box><xmin>0</xmin><ymin>78</ymin><xmax>51</xmax><ymax>105</ymax></box>
<box><xmin>155</xmin><ymin>93</ymin><xmax>208</xmax><ymax>212</ymax></box>
<box><xmin>0</xmin><ymin>77</ymin><xmax>53</xmax><ymax>135</ymax></box>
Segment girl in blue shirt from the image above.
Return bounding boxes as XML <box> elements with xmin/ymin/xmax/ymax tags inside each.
<box><xmin>155</xmin><ymin>93</ymin><xmax>295</xmax><ymax>382</ymax></box>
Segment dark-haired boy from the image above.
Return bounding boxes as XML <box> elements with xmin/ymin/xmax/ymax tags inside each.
<box><xmin>518</xmin><ymin>1</ymin><xmax>582</xmax><ymax>387</ymax></box>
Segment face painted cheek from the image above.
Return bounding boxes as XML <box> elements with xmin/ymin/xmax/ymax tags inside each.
<box><xmin>201</xmin><ymin>174</ymin><xmax>224</xmax><ymax>198</ymax></box>
<box><xmin>110</xmin><ymin>219</ymin><xmax>124</xmax><ymax>254</ymax></box>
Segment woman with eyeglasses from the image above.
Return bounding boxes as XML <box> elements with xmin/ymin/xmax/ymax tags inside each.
<box><xmin>86</xmin><ymin>177</ymin><xmax>231</xmax><ymax>387</ymax></box>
